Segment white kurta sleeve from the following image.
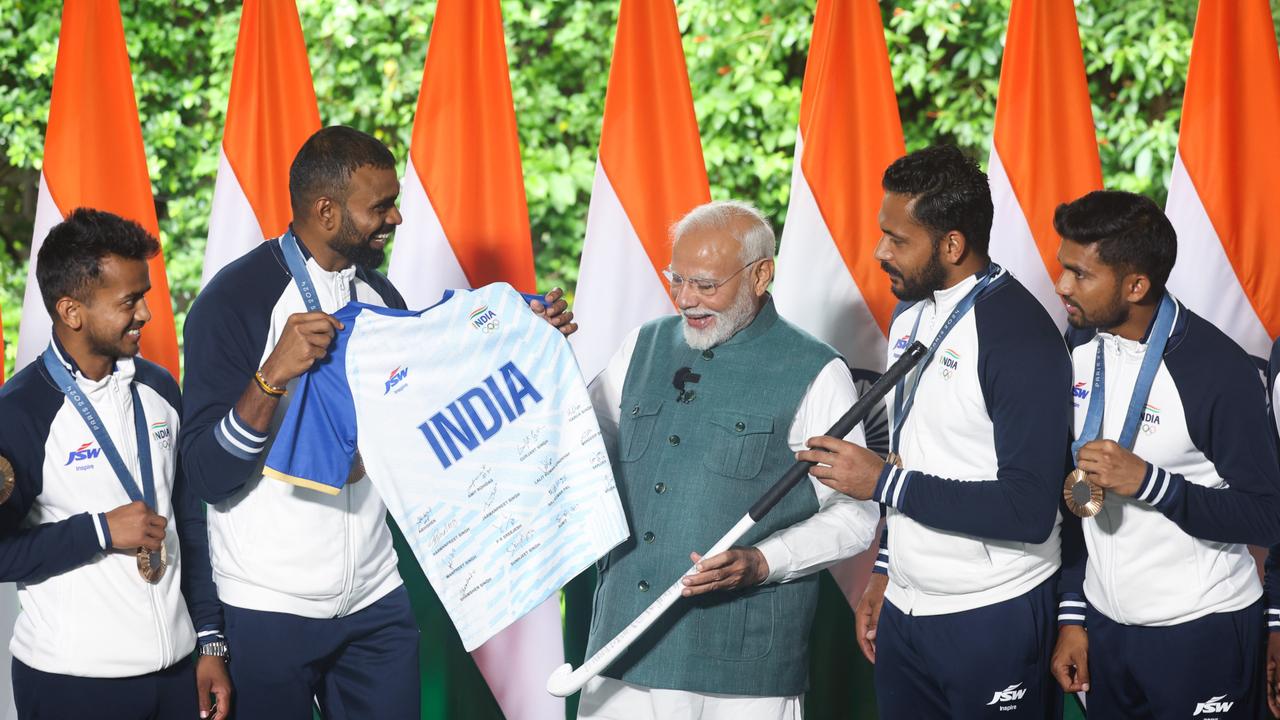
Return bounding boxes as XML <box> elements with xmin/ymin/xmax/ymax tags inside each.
<box><xmin>753</xmin><ymin>358</ymin><xmax>881</xmax><ymax>584</ymax></box>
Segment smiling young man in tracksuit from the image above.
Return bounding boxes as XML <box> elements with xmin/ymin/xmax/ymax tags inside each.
<box><xmin>1049</xmin><ymin>191</ymin><xmax>1280</xmax><ymax>719</ymax></box>
<box><xmin>797</xmin><ymin>146</ymin><xmax>1071</xmax><ymax>719</ymax></box>
<box><xmin>0</xmin><ymin>208</ymin><xmax>230</xmax><ymax>719</ymax></box>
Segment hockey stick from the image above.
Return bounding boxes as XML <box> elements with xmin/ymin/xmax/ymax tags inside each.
<box><xmin>546</xmin><ymin>340</ymin><xmax>928</xmax><ymax>697</ymax></box>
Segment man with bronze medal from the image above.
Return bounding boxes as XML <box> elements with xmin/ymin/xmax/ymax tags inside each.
<box><xmin>798</xmin><ymin>147</ymin><xmax>1071</xmax><ymax>719</ymax></box>
<box><xmin>1047</xmin><ymin>191</ymin><xmax>1280</xmax><ymax>719</ymax></box>
<box><xmin>0</xmin><ymin>209</ymin><xmax>230</xmax><ymax>718</ymax></box>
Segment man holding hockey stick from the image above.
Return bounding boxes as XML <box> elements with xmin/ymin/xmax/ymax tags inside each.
<box><xmin>572</xmin><ymin>200</ymin><xmax>881</xmax><ymax>719</ymax></box>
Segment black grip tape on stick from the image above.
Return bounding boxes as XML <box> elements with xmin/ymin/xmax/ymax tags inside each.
<box><xmin>748</xmin><ymin>341</ymin><xmax>928</xmax><ymax>521</ymax></box>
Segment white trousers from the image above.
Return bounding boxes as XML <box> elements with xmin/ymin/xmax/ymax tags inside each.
<box><xmin>576</xmin><ymin>676</ymin><xmax>803</xmax><ymax>720</ymax></box>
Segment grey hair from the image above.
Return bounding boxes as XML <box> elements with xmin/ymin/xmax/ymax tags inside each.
<box><xmin>671</xmin><ymin>200</ymin><xmax>776</xmax><ymax>263</ymax></box>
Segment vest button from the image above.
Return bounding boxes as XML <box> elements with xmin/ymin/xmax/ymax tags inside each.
<box><xmin>638</xmin><ymin>580</ymin><xmax>650</xmax><ymax>592</ymax></box>
<box><xmin>702</xmin><ymin>349</ymin><xmax>714</xmax><ymax>360</ymax></box>
<box><xmin>631</xmin><ymin>405</ymin><xmax>640</xmax><ymax>416</ymax></box>
<box><xmin>734</xmin><ymin>421</ymin><xmax>745</xmax><ymax>432</ymax></box>
<box><xmin>668</xmin><ymin>434</ymin><xmax>680</xmax><ymax>446</ymax></box>
<box><xmin>654</xmin><ymin>482</ymin><xmax>666</xmax><ymax>494</ymax></box>
<box><xmin>643</xmin><ymin>531</ymin><xmax>655</xmax><ymax>543</ymax></box>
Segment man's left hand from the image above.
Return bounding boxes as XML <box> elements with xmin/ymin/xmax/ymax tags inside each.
<box><xmin>529</xmin><ymin>288</ymin><xmax>577</xmax><ymax>337</ymax></box>
<box><xmin>797</xmin><ymin>436</ymin><xmax>885</xmax><ymax>501</ymax></box>
<box><xmin>1075</xmin><ymin>440</ymin><xmax>1146</xmax><ymax>497</ymax></box>
<box><xmin>681</xmin><ymin>547</ymin><xmax>768</xmax><ymax>597</ymax></box>
<box><xmin>196</xmin><ymin>654</ymin><xmax>232</xmax><ymax>720</ymax></box>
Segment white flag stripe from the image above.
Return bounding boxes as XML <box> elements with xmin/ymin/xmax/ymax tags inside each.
<box><xmin>388</xmin><ymin>154</ymin><xmax>470</xmax><ymax>310</ymax></box>
<box><xmin>470</xmin><ymin>596</ymin><xmax>564</xmax><ymax>719</ymax></box>
<box><xmin>201</xmin><ymin>147</ymin><xmax>266</xmax><ymax>288</ymax></box>
<box><xmin>774</xmin><ymin>132</ymin><xmax>888</xmax><ymax>372</ymax></box>
<box><xmin>987</xmin><ymin>146</ymin><xmax>1067</xmax><ymax>330</ymax></box>
<box><xmin>570</xmin><ymin>161</ymin><xmax>674</xmax><ymax>382</ymax></box>
<box><xmin>16</xmin><ymin>172</ymin><xmax>65</xmax><ymax>372</ymax></box>
<box><xmin>1165</xmin><ymin>152</ymin><xmax>1271</xmax><ymax>359</ymax></box>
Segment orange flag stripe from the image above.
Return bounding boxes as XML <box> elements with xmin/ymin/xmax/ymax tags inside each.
<box><xmin>799</xmin><ymin>0</ymin><xmax>906</xmax><ymax>333</ymax></box>
<box><xmin>1177</xmin><ymin>0</ymin><xmax>1280</xmax><ymax>337</ymax></box>
<box><xmin>410</xmin><ymin>0</ymin><xmax>535</xmax><ymax>292</ymax></box>
<box><xmin>42</xmin><ymin>1</ymin><xmax>178</xmax><ymax>377</ymax></box>
<box><xmin>992</xmin><ymin>0</ymin><xmax>1102</xmax><ymax>281</ymax></box>
<box><xmin>598</xmin><ymin>0</ymin><xmax>710</xmax><ymax>281</ymax></box>
<box><xmin>222</xmin><ymin>0</ymin><xmax>320</xmax><ymax>240</ymax></box>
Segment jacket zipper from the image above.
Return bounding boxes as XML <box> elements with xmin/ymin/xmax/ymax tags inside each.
<box><xmin>1101</xmin><ymin>339</ymin><xmax>1130</xmax><ymax>625</ymax></box>
<box><xmin>112</xmin><ymin>376</ymin><xmax>170</xmax><ymax>667</ymax></box>
<box><xmin>334</xmin><ymin>273</ymin><xmax>357</xmax><ymax>617</ymax></box>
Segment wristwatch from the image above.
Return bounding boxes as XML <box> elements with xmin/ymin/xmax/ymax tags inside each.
<box><xmin>198</xmin><ymin>639</ymin><xmax>230</xmax><ymax>661</ymax></box>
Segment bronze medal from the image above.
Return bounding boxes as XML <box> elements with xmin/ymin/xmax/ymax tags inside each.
<box><xmin>136</xmin><ymin>541</ymin><xmax>167</xmax><ymax>583</ymax></box>
<box><xmin>0</xmin><ymin>456</ymin><xmax>14</xmax><ymax>505</ymax></box>
<box><xmin>885</xmin><ymin>452</ymin><xmax>904</xmax><ymax>469</ymax></box>
<box><xmin>1064</xmin><ymin>468</ymin><xmax>1104</xmax><ymax>518</ymax></box>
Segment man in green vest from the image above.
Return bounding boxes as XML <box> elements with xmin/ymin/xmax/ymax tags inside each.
<box><xmin>577</xmin><ymin>200</ymin><xmax>881</xmax><ymax>719</ymax></box>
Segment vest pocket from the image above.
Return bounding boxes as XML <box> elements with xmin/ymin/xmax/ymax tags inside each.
<box><xmin>618</xmin><ymin>397</ymin><xmax>664</xmax><ymax>462</ymax></box>
<box><xmin>692</xmin><ymin>586</ymin><xmax>776</xmax><ymax>660</ymax></box>
<box><xmin>701</xmin><ymin>411</ymin><xmax>774</xmax><ymax>479</ymax></box>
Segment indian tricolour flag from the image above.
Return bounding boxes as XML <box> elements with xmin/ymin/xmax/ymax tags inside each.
<box><xmin>987</xmin><ymin>0</ymin><xmax>1102</xmax><ymax>329</ymax></box>
<box><xmin>568</xmin><ymin>0</ymin><xmax>711</xmax><ymax>382</ymax></box>
<box><xmin>1165</xmin><ymin>0</ymin><xmax>1280</xmax><ymax>361</ymax></box>
<box><xmin>201</xmin><ymin>0</ymin><xmax>319</xmax><ymax>287</ymax></box>
<box><xmin>385</xmin><ymin>3</ymin><xmax>547</xmax><ymax>718</ymax></box>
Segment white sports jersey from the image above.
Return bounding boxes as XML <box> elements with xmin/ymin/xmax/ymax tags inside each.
<box><xmin>265</xmin><ymin>283</ymin><xmax>629</xmax><ymax>649</ymax></box>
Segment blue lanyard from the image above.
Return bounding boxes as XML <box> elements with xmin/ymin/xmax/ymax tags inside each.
<box><xmin>1073</xmin><ymin>293</ymin><xmax>1177</xmax><ymax>460</ymax></box>
<box><xmin>281</xmin><ymin>229</ymin><xmax>323</xmax><ymax>313</ymax></box>
<box><xmin>42</xmin><ymin>347</ymin><xmax>155</xmax><ymax>509</ymax></box>
<box><xmin>890</xmin><ymin>264</ymin><xmax>1003</xmax><ymax>454</ymax></box>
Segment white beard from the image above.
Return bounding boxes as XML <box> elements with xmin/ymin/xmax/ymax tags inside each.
<box><xmin>681</xmin><ymin>282</ymin><xmax>758</xmax><ymax>350</ymax></box>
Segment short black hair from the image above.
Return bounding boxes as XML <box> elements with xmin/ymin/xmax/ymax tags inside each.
<box><xmin>882</xmin><ymin>145</ymin><xmax>994</xmax><ymax>255</ymax></box>
<box><xmin>1053</xmin><ymin>190</ymin><xmax>1177</xmax><ymax>294</ymax></box>
<box><xmin>289</xmin><ymin>126</ymin><xmax>396</xmax><ymax>215</ymax></box>
<box><xmin>36</xmin><ymin>208</ymin><xmax>160</xmax><ymax>317</ymax></box>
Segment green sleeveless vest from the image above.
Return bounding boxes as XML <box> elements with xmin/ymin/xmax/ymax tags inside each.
<box><xmin>586</xmin><ymin>298</ymin><xmax>839</xmax><ymax>696</ymax></box>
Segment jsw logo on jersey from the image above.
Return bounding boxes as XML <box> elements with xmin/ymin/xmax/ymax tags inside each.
<box><xmin>64</xmin><ymin>442</ymin><xmax>102</xmax><ymax>466</ymax></box>
<box><xmin>1193</xmin><ymin>694</ymin><xmax>1233</xmax><ymax>716</ymax></box>
<box><xmin>893</xmin><ymin>335</ymin><xmax>911</xmax><ymax>352</ymax></box>
<box><xmin>419</xmin><ymin>361</ymin><xmax>544</xmax><ymax>470</ymax></box>
<box><xmin>1072</xmin><ymin>382</ymin><xmax>1089</xmax><ymax>400</ymax></box>
<box><xmin>385</xmin><ymin>366</ymin><xmax>409</xmax><ymax>395</ymax></box>
<box><xmin>986</xmin><ymin>683</ymin><xmax>1027</xmax><ymax>706</ymax></box>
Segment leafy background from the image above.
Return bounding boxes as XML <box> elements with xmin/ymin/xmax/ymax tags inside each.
<box><xmin>1</xmin><ymin>0</ymin><xmax>1278</xmax><ymax>381</ymax></box>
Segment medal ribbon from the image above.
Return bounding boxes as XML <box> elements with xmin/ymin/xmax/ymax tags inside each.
<box><xmin>281</xmin><ymin>229</ymin><xmax>324</xmax><ymax>313</ymax></box>
<box><xmin>41</xmin><ymin>347</ymin><xmax>156</xmax><ymax>510</ymax></box>
<box><xmin>1071</xmin><ymin>293</ymin><xmax>1177</xmax><ymax>461</ymax></box>
<box><xmin>890</xmin><ymin>264</ymin><xmax>1005</xmax><ymax>455</ymax></box>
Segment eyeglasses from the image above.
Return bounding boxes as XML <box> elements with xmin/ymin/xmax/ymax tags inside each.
<box><xmin>662</xmin><ymin>258</ymin><xmax>766</xmax><ymax>297</ymax></box>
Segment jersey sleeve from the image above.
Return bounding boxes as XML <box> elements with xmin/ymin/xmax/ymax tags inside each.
<box><xmin>262</xmin><ymin>332</ymin><xmax>359</xmax><ymax>496</ymax></box>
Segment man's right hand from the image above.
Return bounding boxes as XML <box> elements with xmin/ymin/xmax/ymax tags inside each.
<box><xmin>104</xmin><ymin>501</ymin><xmax>166</xmax><ymax>551</ymax></box>
<box><xmin>1051</xmin><ymin>625</ymin><xmax>1090</xmax><ymax>693</ymax></box>
<box><xmin>257</xmin><ymin>312</ymin><xmax>344</xmax><ymax>388</ymax></box>
<box><xmin>855</xmin><ymin>573</ymin><xmax>888</xmax><ymax>664</ymax></box>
